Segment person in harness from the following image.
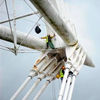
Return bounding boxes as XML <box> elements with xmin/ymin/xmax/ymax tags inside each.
<box><xmin>56</xmin><ymin>66</ymin><xmax>66</xmax><ymax>81</ymax></box>
<box><xmin>60</xmin><ymin>66</ymin><xmax>66</xmax><ymax>81</ymax></box>
<box><xmin>41</xmin><ymin>34</ymin><xmax>55</xmax><ymax>49</ymax></box>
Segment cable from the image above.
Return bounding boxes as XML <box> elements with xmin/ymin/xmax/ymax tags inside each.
<box><xmin>4</xmin><ymin>0</ymin><xmax>13</xmax><ymax>36</ymax></box>
<box><xmin>0</xmin><ymin>44</ymin><xmax>41</xmax><ymax>53</ymax></box>
<box><xmin>0</xmin><ymin>44</ymin><xmax>14</xmax><ymax>53</ymax></box>
<box><xmin>17</xmin><ymin>51</ymin><xmax>40</xmax><ymax>53</ymax></box>
<box><xmin>0</xmin><ymin>44</ymin><xmax>11</xmax><ymax>49</ymax></box>
<box><xmin>12</xmin><ymin>0</ymin><xmax>17</xmax><ymax>55</ymax></box>
<box><xmin>0</xmin><ymin>0</ymin><xmax>4</xmax><ymax>7</ymax></box>
<box><xmin>4</xmin><ymin>0</ymin><xmax>17</xmax><ymax>54</ymax></box>
<box><xmin>0</xmin><ymin>47</ymin><xmax>10</xmax><ymax>51</ymax></box>
<box><xmin>17</xmin><ymin>16</ymin><xmax>42</xmax><ymax>50</ymax></box>
<box><xmin>24</xmin><ymin>0</ymin><xmax>34</xmax><ymax>11</ymax></box>
<box><xmin>0</xmin><ymin>12</ymin><xmax>39</xmax><ymax>24</ymax></box>
<box><xmin>24</xmin><ymin>0</ymin><xmax>56</xmax><ymax>35</ymax></box>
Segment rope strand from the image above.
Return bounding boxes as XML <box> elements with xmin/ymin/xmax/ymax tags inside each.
<box><xmin>17</xmin><ymin>16</ymin><xmax>42</xmax><ymax>50</ymax></box>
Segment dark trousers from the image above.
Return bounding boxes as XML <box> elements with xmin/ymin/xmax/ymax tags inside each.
<box><xmin>61</xmin><ymin>77</ymin><xmax>63</xmax><ymax>81</ymax></box>
<box><xmin>46</xmin><ymin>41</ymin><xmax>55</xmax><ymax>49</ymax></box>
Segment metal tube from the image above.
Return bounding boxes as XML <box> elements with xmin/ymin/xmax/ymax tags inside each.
<box><xmin>11</xmin><ymin>77</ymin><xmax>31</xmax><ymax>100</ymax></box>
<box><xmin>58</xmin><ymin>68</ymin><xmax>69</xmax><ymax>100</ymax></box>
<box><xmin>30</xmin><ymin>0</ymin><xmax>78</xmax><ymax>46</ymax></box>
<box><xmin>33</xmin><ymin>56</ymin><xmax>49</xmax><ymax>72</ymax></box>
<box><xmin>63</xmin><ymin>75</ymin><xmax>72</xmax><ymax>100</ymax></box>
<box><xmin>10</xmin><ymin>72</ymin><xmax>36</xmax><ymax>100</ymax></box>
<box><xmin>67</xmin><ymin>76</ymin><xmax>76</xmax><ymax>100</ymax></box>
<box><xmin>77</xmin><ymin>54</ymin><xmax>86</xmax><ymax>71</ymax></box>
<box><xmin>72</xmin><ymin>48</ymin><xmax>81</xmax><ymax>64</ymax></box>
<box><xmin>0</xmin><ymin>25</ymin><xmax>46</xmax><ymax>50</ymax></box>
<box><xmin>22</xmin><ymin>78</ymin><xmax>41</xmax><ymax>100</ymax></box>
<box><xmin>39</xmin><ymin>58</ymin><xmax>56</xmax><ymax>72</ymax></box>
<box><xmin>12</xmin><ymin>0</ymin><xmax>17</xmax><ymax>55</ymax></box>
<box><xmin>47</xmin><ymin>60</ymin><xmax>61</xmax><ymax>75</ymax></box>
<box><xmin>34</xmin><ymin>61</ymin><xmax>63</xmax><ymax>100</ymax></box>
<box><xmin>0</xmin><ymin>12</ymin><xmax>39</xmax><ymax>24</ymax></box>
<box><xmin>33</xmin><ymin>79</ymin><xmax>53</xmax><ymax>100</ymax></box>
<box><xmin>22</xmin><ymin>58</ymin><xmax>56</xmax><ymax>100</ymax></box>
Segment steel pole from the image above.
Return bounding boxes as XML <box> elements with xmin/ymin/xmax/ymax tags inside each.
<box><xmin>22</xmin><ymin>78</ymin><xmax>42</xmax><ymax>100</ymax></box>
<box><xmin>63</xmin><ymin>75</ymin><xmax>72</xmax><ymax>100</ymax></box>
<box><xmin>34</xmin><ymin>61</ymin><xmax>64</xmax><ymax>100</ymax></box>
<box><xmin>34</xmin><ymin>79</ymin><xmax>52</xmax><ymax>100</ymax></box>
<box><xmin>22</xmin><ymin>58</ymin><xmax>56</xmax><ymax>100</ymax></box>
<box><xmin>10</xmin><ymin>72</ymin><xmax>36</xmax><ymax>100</ymax></box>
<box><xmin>67</xmin><ymin>76</ymin><xmax>76</xmax><ymax>100</ymax></box>
<box><xmin>11</xmin><ymin>77</ymin><xmax>31</xmax><ymax>100</ymax></box>
<box><xmin>30</xmin><ymin>0</ymin><xmax>78</xmax><ymax>46</ymax></box>
<box><xmin>58</xmin><ymin>68</ymin><xmax>69</xmax><ymax>100</ymax></box>
<box><xmin>0</xmin><ymin>25</ymin><xmax>46</xmax><ymax>50</ymax></box>
<box><xmin>0</xmin><ymin>12</ymin><xmax>39</xmax><ymax>24</ymax></box>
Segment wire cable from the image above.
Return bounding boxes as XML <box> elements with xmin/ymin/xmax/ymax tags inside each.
<box><xmin>12</xmin><ymin>0</ymin><xmax>17</xmax><ymax>55</ymax></box>
<box><xmin>17</xmin><ymin>16</ymin><xmax>42</xmax><ymax>50</ymax></box>
<box><xmin>0</xmin><ymin>47</ymin><xmax>10</xmax><ymax>51</ymax></box>
<box><xmin>24</xmin><ymin>0</ymin><xmax>34</xmax><ymax>11</ymax></box>
<box><xmin>0</xmin><ymin>44</ymin><xmax>14</xmax><ymax>53</ymax></box>
<box><xmin>4</xmin><ymin>0</ymin><xmax>13</xmax><ymax>36</ymax></box>
<box><xmin>23</xmin><ymin>0</ymin><xmax>56</xmax><ymax>35</ymax></box>
<box><xmin>4</xmin><ymin>0</ymin><xmax>17</xmax><ymax>54</ymax></box>
<box><xmin>0</xmin><ymin>0</ymin><xmax>4</xmax><ymax>7</ymax></box>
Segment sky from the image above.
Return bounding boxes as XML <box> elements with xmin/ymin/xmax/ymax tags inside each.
<box><xmin>0</xmin><ymin>0</ymin><xmax>100</xmax><ymax>100</ymax></box>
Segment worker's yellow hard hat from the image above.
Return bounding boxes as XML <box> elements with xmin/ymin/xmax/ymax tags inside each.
<box><xmin>56</xmin><ymin>74</ymin><xmax>60</xmax><ymax>79</ymax></box>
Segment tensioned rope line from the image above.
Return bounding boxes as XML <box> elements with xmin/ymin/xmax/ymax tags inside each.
<box><xmin>12</xmin><ymin>0</ymin><xmax>17</xmax><ymax>55</ymax></box>
<box><xmin>0</xmin><ymin>44</ymin><xmax>41</xmax><ymax>53</ymax></box>
<box><xmin>23</xmin><ymin>0</ymin><xmax>56</xmax><ymax>36</ymax></box>
<box><xmin>0</xmin><ymin>43</ymin><xmax>56</xmax><ymax>53</ymax></box>
<box><xmin>0</xmin><ymin>44</ymin><xmax>15</xmax><ymax>53</ymax></box>
<box><xmin>0</xmin><ymin>0</ymin><xmax>4</xmax><ymax>7</ymax></box>
<box><xmin>4</xmin><ymin>0</ymin><xmax>17</xmax><ymax>54</ymax></box>
<box><xmin>4</xmin><ymin>0</ymin><xmax>13</xmax><ymax>36</ymax></box>
<box><xmin>0</xmin><ymin>12</ymin><xmax>39</xmax><ymax>24</ymax></box>
<box><xmin>24</xmin><ymin>0</ymin><xmax>34</xmax><ymax>11</ymax></box>
<box><xmin>0</xmin><ymin>47</ymin><xmax>11</xmax><ymax>52</ymax></box>
<box><xmin>17</xmin><ymin>16</ymin><xmax>42</xmax><ymax>50</ymax></box>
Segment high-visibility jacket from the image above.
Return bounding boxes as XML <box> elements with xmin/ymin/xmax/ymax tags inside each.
<box><xmin>41</xmin><ymin>35</ymin><xmax>55</xmax><ymax>49</ymax></box>
<box><xmin>41</xmin><ymin>35</ymin><xmax>54</xmax><ymax>43</ymax></box>
<box><xmin>60</xmin><ymin>69</ymin><xmax>64</xmax><ymax>78</ymax></box>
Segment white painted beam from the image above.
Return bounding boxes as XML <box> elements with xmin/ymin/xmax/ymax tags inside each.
<box><xmin>30</xmin><ymin>0</ymin><xmax>78</xmax><ymax>46</ymax></box>
<box><xmin>67</xmin><ymin>76</ymin><xmax>76</xmax><ymax>100</ymax></box>
<box><xmin>0</xmin><ymin>25</ymin><xmax>46</xmax><ymax>50</ymax></box>
<box><xmin>58</xmin><ymin>68</ymin><xmax>69</xmax><ymax>100</ymax></box>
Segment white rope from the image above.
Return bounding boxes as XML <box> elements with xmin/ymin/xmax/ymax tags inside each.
<box><xmin>12</xmin><ymin>0</ymin><xmax>17</xmax><ymax>54</ymax></box>
<box><xmin>24</xmin><ymin>0</ymin><xmax>55</xmax><ymax>36</ymax></box>
<box><xmin>4</xmin><ymin>0</ymin><xmax>17</xmax><ymax>55</ymax></box>
<box><xmin>0</xmin><ymin>47</ymin><xmax>11</xmax><ymax>52</ymax></box>
<box><xmin>4</xmin><ymin>0</ymin><xmax>13</xmax><ymax>36</ymax></box>
<box><xmin>0</xmin><ymin>44</ymin><xmax>15</xmax><ymax>53</ymax></box>
<box><xmin>17</xmin><ymin>16</ymin><xmax>42</xmax><ymax>50</ymax></box>
<box><xmin>0</xmin><ymin>0</ymin><xmax>4</xmax><ymax>7</ymax></box>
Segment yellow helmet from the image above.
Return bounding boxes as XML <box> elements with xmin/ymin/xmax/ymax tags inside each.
<box><xmin>56</xmin><ymin>74</ymin><xmax>60</xmax><ymax>79</ymax></box>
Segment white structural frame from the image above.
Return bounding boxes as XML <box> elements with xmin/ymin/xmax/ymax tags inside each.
<box><xmin>0</xmin><ymin>0</ymin><xmax>94</xmax><ymax>100</ymax></box>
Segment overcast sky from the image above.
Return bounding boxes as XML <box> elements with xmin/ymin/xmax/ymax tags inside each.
<box><xmin>0</xmin><ymin>0</ymin><xmax>100</xmax><ymax>100</ymax></box>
